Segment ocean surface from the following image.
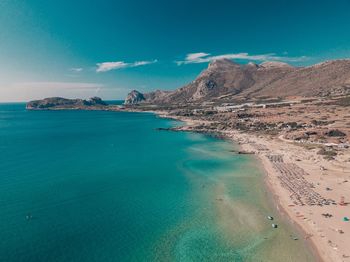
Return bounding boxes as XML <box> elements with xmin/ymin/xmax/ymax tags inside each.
<box><xmin>0</xmin><ymin>103</ymin><xmax>314</xmax><ymax>262</ymax></box>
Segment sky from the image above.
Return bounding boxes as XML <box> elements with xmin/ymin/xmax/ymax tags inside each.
<box><xmin>1</xmin><ymin>0</ymin><xmax>350</xmax><ymax>102</ymax></box>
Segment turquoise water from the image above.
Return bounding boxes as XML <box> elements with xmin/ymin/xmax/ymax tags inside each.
<box><xmin>0</xmin><ymin>103</ymin><xmax>314</xmax><ymax>261</ymax></box>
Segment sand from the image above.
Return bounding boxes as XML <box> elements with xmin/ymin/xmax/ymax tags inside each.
<box><xmin>223</xmin><ymin>130</ymin><xmax>350</xmax><ymax>262</ymax></box>
<box><xmin>164</xmin><ymin>114</ymin><xmax>350</xmax><ymax>262</ymax></box>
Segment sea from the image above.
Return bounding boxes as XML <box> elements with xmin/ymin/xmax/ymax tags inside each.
<box><xmin>0</xmin><ymin>103</ymin><xmax>314</xmax><ymax>261</ymax></box>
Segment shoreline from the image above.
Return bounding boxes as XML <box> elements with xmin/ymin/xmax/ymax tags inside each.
<box><xmin>233</xmin><ymin>136</ymin><xmax>324</xmax><ymax>262</ymax></box>
<box><xmin>234</xmin><ymin>131</ymin><xmax>349</xmax><ymax>262</ymax></box>
<box><xmin>259</xmin><ymin>155</ymin><xmax>324</xmax><ymax>262</ymax></box>
<box><xmin>24</xmin><ymin>105</ymin><xmax>349</xmax><ymax>261</ymax></box>
<box><xmin>151</xmin><ymin>112</ymin><xmax>323</xmax><ymax>259</ymax></box>
<box><xmin>152</xmin><ymin>111</ymin><xmax>350</xmax><ymax>262</ymax></box>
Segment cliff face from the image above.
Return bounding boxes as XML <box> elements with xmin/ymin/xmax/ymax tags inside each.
<box><xmin>26</xmin><ymin>97</ymin><xmax>107</xmax><ymax>110</ymax></box>
<box><xmin>124</xmin><ymin>59</ymin><xmax>350</xmax><ymax>105</ymax></box>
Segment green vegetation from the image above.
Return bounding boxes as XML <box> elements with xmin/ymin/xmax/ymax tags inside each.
<box><xmin>317</xmin><ymin>147</ymin><xmax>337</xmax><ymax>160</ymax></box>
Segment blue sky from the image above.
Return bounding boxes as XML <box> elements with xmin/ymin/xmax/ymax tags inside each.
<box><xmin>1</xmin><ymin>0</ymin><xmax>350</xmax><ymax>101</ymax></box>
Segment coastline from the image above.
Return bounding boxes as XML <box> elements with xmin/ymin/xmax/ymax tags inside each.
<box><xmin>262</xmin><ymin>162</ymin><xmax>324</xmax><ymax>262</ymax></box>
<box><xmin>152</xmin><ymin>111</ymin><xmax>350</xmax><ymax>262</ymax></box>
<box><xmin>24</xmin><ymin>104</ymin><xmax>349</xmax><ymax>261</ymax></box>
<box><xmin>232</xmin><ymin>131</ymin><xmax>350</xmax><ymax>262</ymax></box>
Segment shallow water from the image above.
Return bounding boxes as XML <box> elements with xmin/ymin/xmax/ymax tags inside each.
<box><xmin>0</xmin><ymin>103</ymin><xmax>314</xmax><ymax>261</ymax></box>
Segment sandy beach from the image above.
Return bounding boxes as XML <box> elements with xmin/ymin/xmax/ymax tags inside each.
<box><xmin>230</xmin><ymin>131</ymin><xmax>350</xmax><ymax>262</ymax></box>
<box><xmin>160</xmin><ymin>113</ymin><xmax>350</xmax><ymax>262</ymax></box>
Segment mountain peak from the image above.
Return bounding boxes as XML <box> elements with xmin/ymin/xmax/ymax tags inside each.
<box><xmin>208</xmin><ymin>58</ymin><xmax>239</xmax><ymax>69</ymax></box>
<box><xmin>246</xmin><ymin>62</ymin><xmax>259</xmax><ymax>68</ymax></box>
<box><xmin>124</xmin><ymin>90</ymin><xmax>145</xmax><ymax>105</ymax></box>
<box><xmin>124</xmin><ymin>59</ymin><xmax>350</xmax><ymax>104</ymax></box>
<box><xmin>259</xmin><ymin>61</ymin><xmax>293</xmax><ymax>69</ymax></box>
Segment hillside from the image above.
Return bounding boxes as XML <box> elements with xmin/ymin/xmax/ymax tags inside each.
<box><xmin>124</xmin><ymin>59</ymin><xmax>350</xmax><ymax>105</ymax></box>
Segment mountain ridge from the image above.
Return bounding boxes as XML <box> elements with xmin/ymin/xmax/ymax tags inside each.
<box><xmin>124</xmin><ymin>59</ymin><xmax>350</xmax><ymax>105</ymax></box>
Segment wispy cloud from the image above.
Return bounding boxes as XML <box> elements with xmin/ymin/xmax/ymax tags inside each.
<box><xmin>70</xmin><ymin>67</ymin><xmax>83</xmax><ymax>72</ymax></box>
<box><xmin>96</xmin><ymin>59</ymin><xmax>157</xmax><ymax>72</ymax></box>
<box><xmin>176</xmin><ymin>52</ymin><xmax>307</xmax><ymax>65</ymax></box>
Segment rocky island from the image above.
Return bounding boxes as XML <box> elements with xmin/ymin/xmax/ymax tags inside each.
<box><xmin>26</xmin><ymin>96</ymin><xmax>114</xmax><ymax>110</ymax></box>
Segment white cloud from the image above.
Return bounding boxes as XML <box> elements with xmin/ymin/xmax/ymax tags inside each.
<box><xmin>133</xmin><ymin>60</ymin><xmax>158</xmax><ymax>66</ymax></box>
<box><xmin>176</xmin><ymin>52</ymin><xmax>307</xmax><ymax>65</ymax></box>
<box><xmin>186</xmin><ymin>52</ymin><xmax>210</xmax><ymax>61</ymax></box>
<box><xmin>96</xmin><ymin>59</ymin><xmax>157</xmax><ymax>72</ymax></box>
<box><xmin>70</xmin><ymin>67</ymin><xmax>83</xmax><ymax>72</ymax></box>
<box><xmin>96</xmin><ymin>61</ymin><xmax>129</xmax><ymax>72</ymax></box>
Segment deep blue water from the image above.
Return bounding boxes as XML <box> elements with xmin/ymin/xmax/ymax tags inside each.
<box><xmin>0</xmin><ymin>104</ymin><xmax>314</xmax><ymax>261</ymax></box>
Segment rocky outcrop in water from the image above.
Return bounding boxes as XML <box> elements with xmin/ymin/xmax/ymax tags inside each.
<box><xmin>26</xmin><ymin>97</ymin><xmax>108</xmax><ymax>110</ymax></box>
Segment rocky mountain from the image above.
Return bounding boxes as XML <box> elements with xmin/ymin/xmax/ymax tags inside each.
<box><xmin>125</xmin><ymin>59</ymin><xmax>350</xmax><ymax>105</ymax></box>
<box><xmin>124</xmin><ymin>90</ymin><xmax>145</xmax><ymax>105</ymax></box>
<box><xmin>26</xmin><ymin>97</ymin><xmax>108</xmax><ymax>110</ymax></box>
